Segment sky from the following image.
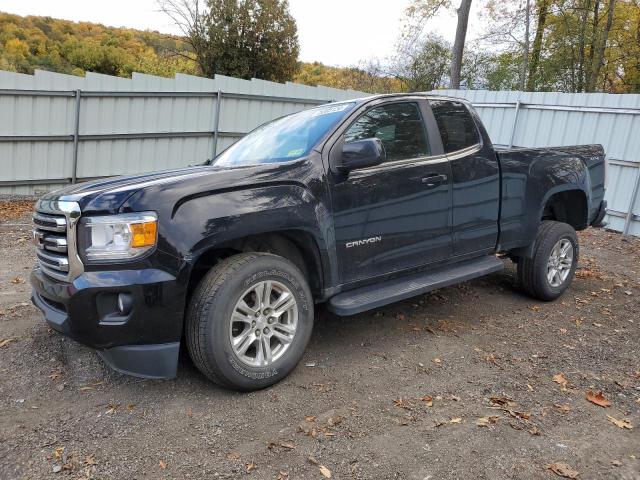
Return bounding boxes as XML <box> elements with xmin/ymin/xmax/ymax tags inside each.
<box><xmin>0</xmin><ymin>0</ymin><xmax>479</xmax><ymax>67</ymax></box>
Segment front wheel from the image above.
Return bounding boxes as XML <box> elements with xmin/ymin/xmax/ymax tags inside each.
<box><xmin>517</xmin><ymin>221</ymin><xmax>579</xmax><ymax>301</ymax></box>
<box><xmin>186</xmin><ymin>253</ymin><xmax>314</xmax><ymax>391</ymax></box>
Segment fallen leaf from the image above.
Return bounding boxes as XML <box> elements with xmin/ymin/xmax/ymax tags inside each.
<box><xmin>105</xmin><ymin>404</ymin><xmax>120</xmax><ymax>414</ymax></box>
<box><xmin>393</xmin><ymin>399</ymin><xmax>411</xmax><ymax>410</ymax></box>
<box><xmin>0</xmin><ymin>338</ymin><xmax>16</xmax><ymax>348</ymax></box>
<box><xmin>586</xmin><ymin>390</ymin><xmax>611</xmax><ymax>408</ymax></box>
<box><xmin>319</xmin><ymin>465</ymin><xmax>332</xmax><ymax>478</ymax></box>
<box><xmin>606</xmin><ymin>415</ymin><xmax>633</xmax><ymax>430</ymax></box>
<box><xmin>186</xmin><ymin>407</ymin><xmax>193</xmax><ymax>417</ymax></box>
<box><xmin>10</xmin><ymin>276</ymin><xmax>23</xmax><ymax>284</ymax></box>
<box><xmin>226</xmin><ymin>451</ymin><xmax>240</xmax><ymax>460</ymax></box>
<box><xmin>245</xmin><ymin>462</ymin><xmax>256</xmax><ymax>473</ymax></box>
<box><xmin>611</xmin><ymin>460</ymin><xmax>623</xmax><ymax>466</ymax></box>
<box><xmin>267</xmin><ymin>441</ymin><xmax>295</xmax><ymax>450</ymax></box>
<box><xmin>327</xmin><ymin>415</ymin><xmax>342</xmax><ymax>426</ymax></box>
<box><xmin>476</xmin><ymin>416</ymin><xmax>499</xmax><ymax>427</ymax></box>
<box><xmin>547</xmin><ymin>462</ymin><xmax>579</xmax><ymax>479</ymax></box>
<box><xmin>53</xmin><ymin>447</ymin><xmax>65</xmax><ymax>460</ymax></box>
<box><xmin>554</xmin><ymin>403</ymin><xmax>571</xmax><ymax>413</ymax></box>
<box><xmin>449</xmin><ymin>417</ymin><xmax>463</xmax><ymax>424</ymax></box>
<box><xmin>79</xmin><ymin>386</ymin><xmax>94</xmax><ymax>392</ymax></box>
<box><xmin>432</xmin><ymin>358</ymin><xmax>442</xmax><ymax>364</ymax></box>
<box><xmin>83</xmin><ymin>455</ymin><xmax>97</xmax><ymax>466</ymax></box>
<box><xmin>276</xmin><ymin>471</ymin><xmax>289</xmax><ymax>480</ymax></box>
<box><xmin>159</xmin><ymin>459</ymin><xmax>167</xmax><ymax>470</ymax></box>
<box><xmin>553</xmin><ymin>373</ymin><xmax>569</xmax><ymax>389</ymax></box>
<box><xmin>421</xmin><ymin>395</ymin><xmax>433</xmax><ymax>407</ymax></box>
<box><xmin>307</xmin><ymin>456</ymin><xmax>320</xmax><ymax>466</ymax></box>
<box><xmin>489</xmin><ymin>395</ymin><xmax>516</xmax><ymax>408</ymax></box>
<box><xmin>304</xmin><ymin>415</ymin><xmax>316</xmax><ymax>422</ymax></box>
<box><xmin>505</xmin><ymin>410</ymin><xmax>531</xmax><ymax>420</ymax></box>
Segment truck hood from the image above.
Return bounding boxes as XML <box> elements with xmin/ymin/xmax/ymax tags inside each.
<box><xmin>42</xmin><ymin>161</ymin><xmax>306</xmax><ymax>214</ymax></box>
<box><xmin>41</xmin><ymin>166</ymin><xmax>217</xmax><ymax>213</ymax></box>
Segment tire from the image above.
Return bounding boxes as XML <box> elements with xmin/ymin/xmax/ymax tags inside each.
<box><xmin>186</xmin><ymin>252</ymin><xmax>314</xmax><ymax>391</ymax></box>
<box><xmin>517</xmin><ymin>221</ymin><xmax>579</xmax><ymax>301</ymax></box>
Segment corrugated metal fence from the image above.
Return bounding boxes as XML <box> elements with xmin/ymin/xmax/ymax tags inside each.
<box><xmin>0</xmin><ymin>69</ymin><xmax>366</xmax><ymax>195</ymax></box>
<box><xmin>431</xmin><ymin>89</ymin><xmax>640</xmax><ymax>236</ymax></box>
<box><xmin>1</xmin><ymin>73</ymin><xmax>639</xmax><ymax>236</ymax></box>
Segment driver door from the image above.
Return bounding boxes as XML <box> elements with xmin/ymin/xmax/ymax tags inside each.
<box><xmin>329</xmin><ymin>100</ymin><xmax>453</xmax><ymax>284</ymax></box>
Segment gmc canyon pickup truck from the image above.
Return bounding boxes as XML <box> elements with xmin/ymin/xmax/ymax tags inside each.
<box><xmin>31</xmin><ymin>94</ymin><xmax>607</xmax><ymax>391</ymax></box>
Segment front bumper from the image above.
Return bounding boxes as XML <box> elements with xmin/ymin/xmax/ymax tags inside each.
<box><xmin>30</xmin><ymin>265</ymin><xmax>184</xmax><ymax>379</ymax></box>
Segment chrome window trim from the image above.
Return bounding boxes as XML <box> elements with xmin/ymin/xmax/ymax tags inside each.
<box><xmin>445</xmin><ymin>143</ymin><xmax>482</xmax><ymax>161</ymax></box>
<box><xmin>34</xmin><ymin>199</ymin><xmax>84</xmax><ymax>282</ymax></box>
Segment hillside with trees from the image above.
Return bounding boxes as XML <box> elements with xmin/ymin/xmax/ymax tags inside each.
<box><xmin>1</xmin><ymin>0</ymin><xmax>639</xmax><ymax>94</ymax></box>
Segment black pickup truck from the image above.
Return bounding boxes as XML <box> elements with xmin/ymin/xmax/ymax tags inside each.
<box><xmin>31</xmin><ymin>94</ymin><xmax>607</xmax><ymax>390</ymax></box>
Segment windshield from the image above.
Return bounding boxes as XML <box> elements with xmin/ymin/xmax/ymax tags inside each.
<box><xmin>214</xmin><ymin>102</ymin><xmax>356</xmax><ymax>167</ymax></box>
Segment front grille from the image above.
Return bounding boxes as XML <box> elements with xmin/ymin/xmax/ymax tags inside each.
<box><xmin>33</xmin><ymin>200</ymin><xmax>82</xmax><ymax>281</ymax></box>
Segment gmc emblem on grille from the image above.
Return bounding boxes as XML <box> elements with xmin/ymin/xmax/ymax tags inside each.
<box><xmin>346</xmin><ymin>236</ymin><xmax>382</xmax><ymax>248</ymax></box>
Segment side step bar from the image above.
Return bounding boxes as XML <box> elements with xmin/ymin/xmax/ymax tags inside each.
<box><xmin>327</xmin><ymin>256</ymin><xmax>504</xmax><ymax>316</ymax></box>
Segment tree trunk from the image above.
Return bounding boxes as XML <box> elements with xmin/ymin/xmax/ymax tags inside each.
<box><xmin>450</xmin><ymin>0</ymin><xmax>472</xmax><ymax>89</ymax></box>
<box><xmin>577</xmin><ymin>0</ymin><xmax>593</xmax><ymax>92</ymax></box>
<box><xmin>526</xmin><ymin>0</ymin><xmax>551</xmax><ymax>91</ymax></box>
<box><xmin>587</xmin><ymin>0</ymin><xmax>615</xmax><ymax>92</ymax></box>
<box><xmin>520</xmin><ymin>0</ymin><xmax>531</xmax><ymax>91</ymax></box>
<box><xmin>586</xmin><ymin>0</ymin><xmax>601</xmax><ymax>88</ymax></box>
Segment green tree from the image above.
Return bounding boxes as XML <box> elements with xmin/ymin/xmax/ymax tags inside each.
<box><xmin>158</xmin><ymin>0</ymin><xmax>299</xmax><ymax>81</ymax></box>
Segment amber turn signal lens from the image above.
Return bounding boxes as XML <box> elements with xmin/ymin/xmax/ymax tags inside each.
<box><xmin>130</xmin><ymin>221</ymin><xmax>157</xmax><ymax>248</ymax></box>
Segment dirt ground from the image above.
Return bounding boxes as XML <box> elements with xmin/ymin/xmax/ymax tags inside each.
<box><xmin>0</xmin><ymin>203</ymin><xmax>638</xmax><ymax>480</ymax></box>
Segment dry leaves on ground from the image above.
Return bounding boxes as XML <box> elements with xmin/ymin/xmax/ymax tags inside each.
<box><xmin>547</xmin><ymin>462</ymin><xmax>579</xmax><ymax>478</ymax></box>
<box><xmin>0</xmin><ymin>201</ymin><xmax>34</xmax><ymax>222</ymax></box>
<box><xmin>554</xmin><ymin>403</ymin><xmax>571</xmax><ymax>413</ymax></box>
<box><xmin>606</xmin><ymin>415</ymin><xmax>633</xmax><ymax>430</ymax></box>
<box><xmin>553</xmin><ymin>373</ymin><xmax>570</xmax><ymax>389</ymax></box>
<box><xmin>159</xmin><ymin>459</ymin><xmax>167</xmax><ymax>470</ymax></box>
<box><xmin>267</xmin><ymin>441</ymin><xmax>296</xmax><ymax>451</ymax></box>
<box><xmin>0</xmin><ymin>338</ymin><xmax>16</xmax><ymax>348</ymax></box>
<box><xmin>421</xmin><ymin>395</ymin><xmax>433</xmax><ymax>407</ymax></box>
<box><xmin>226</xmin><ymin>451</ymin><xmax>240</xmax><ymax>460</ymax></box>
<box><xmin>319</xmin><ymin>465</ymin><xmax>332</xmax><ymax>478</ymax></box>
<box><xmin>586</xmin><ymin>390</ymin><xmax>611</xmax><ymax>408</ymax></box>
<box><xmin>476</xmin><ymin>416</ymin><xmax>499</xmax><ymax>427</ymax></box>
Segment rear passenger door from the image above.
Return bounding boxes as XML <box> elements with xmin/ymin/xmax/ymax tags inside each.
<box><xmin>429</xmin><ymin>99</ymin><xmax>500</xmax><ymax>256</ymax></box>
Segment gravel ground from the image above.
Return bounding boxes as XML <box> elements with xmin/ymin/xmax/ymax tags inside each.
<box><xmin>0</xmin><ymin>204</ymin><xmax>638</xmax><ymax>480</ymax></box>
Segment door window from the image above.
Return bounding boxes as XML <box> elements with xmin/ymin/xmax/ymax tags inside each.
<box><xmin>344</xmin><ymin>103</ymin><xmax>430</xmax><ymax>162</ymax></box>
<box><xmin>430</xmin><ymin>100</ymin><xmax>480</xmax><ymax>153</ymax></box>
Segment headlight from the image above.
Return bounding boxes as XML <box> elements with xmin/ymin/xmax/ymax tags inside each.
<box><xmin>79</xmin><ymin>212</ymin><xmax>157</xmax><ymax>262</ymax></box>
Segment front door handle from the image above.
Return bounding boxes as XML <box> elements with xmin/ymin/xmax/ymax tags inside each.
<box><xmin>421</xmin><ymin>174</ymin><xmax>448</xmax><ymax>187</ymax></box>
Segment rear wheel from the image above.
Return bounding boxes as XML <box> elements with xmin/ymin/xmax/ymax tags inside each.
<box><xmin>186</xmin><ymin>253</ymin><xmax>314</xmax><ymax>391</ymax></box>
<box><xmin>517</xmin><ymin>221</ymin><xmax>579</xmax><ymax>301</ymax></box>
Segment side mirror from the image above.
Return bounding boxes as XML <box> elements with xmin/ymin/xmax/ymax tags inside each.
<box><xmin>339</xmin><ymin>138</ymin><xmax>385</xmax><ymax>172</ymax></box>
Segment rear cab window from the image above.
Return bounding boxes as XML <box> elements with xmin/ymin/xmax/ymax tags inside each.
<box><xmin>429</xmin><ymin>100</ymin><xmax>480</xmax><ymax>154</ymax></box>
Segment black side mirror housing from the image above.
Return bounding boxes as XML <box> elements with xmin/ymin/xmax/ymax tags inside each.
<box><xmin>339</xmin><ymin>138</ymin><xmax>385</xmax><ymax>172</ymax></box>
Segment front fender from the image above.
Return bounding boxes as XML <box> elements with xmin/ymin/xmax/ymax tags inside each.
<box><xmin>169</xmin><ymin>183</ymin><xmax>334</xmax><ymax>288</ymax></box>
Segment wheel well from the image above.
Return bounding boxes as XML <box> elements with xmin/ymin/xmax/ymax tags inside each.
<box><xmin>542</xmin><ymin>190</ymin><xmax>588</xmax><ymax>230</ymax></box>
<box><xmin>187</xmin><ymin>231</ymin><xmax>323</xmax><ymax>301</ymax></box>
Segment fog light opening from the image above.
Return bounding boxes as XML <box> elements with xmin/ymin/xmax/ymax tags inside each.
<box><xmin>117</xmin><ymin>293</ymin><xmax>133</xmax><ymax>315</ymax></box>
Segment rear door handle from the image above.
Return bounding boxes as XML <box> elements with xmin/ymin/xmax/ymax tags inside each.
<box><xmin>421</xmin><ymin>174</ymin><xmax>448</xmax><ymax>187</ymax></box>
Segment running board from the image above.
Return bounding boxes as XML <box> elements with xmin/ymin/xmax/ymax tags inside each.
<box><xmin>327</xmin><ymin>256</ymin><xmax>504</xmax><ymax>316</ymax></box>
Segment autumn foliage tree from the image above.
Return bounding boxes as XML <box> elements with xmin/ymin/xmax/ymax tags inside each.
<box><xmin>158</xmin><ymin>0</ymin><xmax>299</xmax><ymax>82</ymax></box>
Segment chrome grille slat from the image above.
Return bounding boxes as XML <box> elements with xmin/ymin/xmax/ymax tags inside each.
<box><xmin>33</xmin><ymin>212</ymin><xmax>67</xmax><ymax>232</ymax></box>
<box><xmin>33</xmin><ymin>200</ymin><xmax>83</xmax><ymax>281</ymax></box>
<box><xmin>36</xmin><ymin>250</ymin><xmax>70</xmax><ymax>272</ymax></box>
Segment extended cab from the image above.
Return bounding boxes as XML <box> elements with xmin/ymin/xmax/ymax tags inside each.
<box><xmin>31</xmin><ymin>94</ymin><xmax>607</xmax><ymax>390</ymax></box>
